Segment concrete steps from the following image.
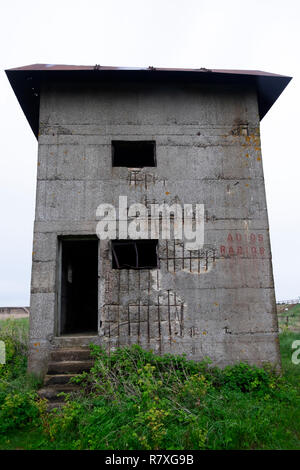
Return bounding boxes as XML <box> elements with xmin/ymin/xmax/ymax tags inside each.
<box><xmin>47</xmin><ymin>402</ymin><xmax>68</xmax><ymax>412</ymax></box>
<box><xmin>52</xmin><ymin>336</ymin><xmax>98</xmax><ymax>348</ymax></box>
<box><xmin>50</xmin><ymin>348</ymin><xmax>92</xmax><ymax>362</ymax></box>
<box><xmin>44</xmin><ymin>374</ymin><xmax>78</xmax><ymax>386</ymax></box>
<box><xmin>47</xmin><ymin>360</ymin><xmax>94</xmax><ymax>374</ymax></box>
<box><xmin>38</xmin><ymin>384</ymin><xmax>80</xmax><ymax>401</ymax></box>
<box><xmin>39</xmin><ymin>348</ymin><xmax>93</xmax><ymax>410</ymax></box>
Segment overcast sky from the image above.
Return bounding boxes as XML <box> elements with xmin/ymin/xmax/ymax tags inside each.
<box><xmin>0</xmin><ymin>0</ymin><xmax>299</xmax><ymax>305</ymax></box>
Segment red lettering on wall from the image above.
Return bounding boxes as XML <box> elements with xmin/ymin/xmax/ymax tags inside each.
<box><xmin>220</xmin><ymin>233</ymin><xmax>266</xmax><ymax>258</ymax></box>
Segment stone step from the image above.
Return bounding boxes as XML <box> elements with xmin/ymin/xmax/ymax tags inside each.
<box><xmin>40</xmin><ymin>347</ymin><xmax>94</xmax><ymax>411</ymax></box>
<box><xmin>47</xmin><ymin>360</ymin><xmax>94</xmax><ymax>375</ymax></box>
<box><xmin>52</xmin><ymin>336</ymin><xmax>98</xmax><ymax>348</ymax></box>
<box><xmin>38</xmin><ymin>384</ymin><xmax>80</xmax><ymax>402</ymax></box>
<box><xmin>44</xmin><ymin>374</ymin><xmax>78</xmax><ymax>385</ymax></box>
<box><xmin>47</xmin><ymin>402</ymin><xmax>65</xmax><ymax>412</ymax></box>
<box><xmin>50</xmin><ymin>348</ymin><xmax>92</xmax><ymax>362</ymax></box>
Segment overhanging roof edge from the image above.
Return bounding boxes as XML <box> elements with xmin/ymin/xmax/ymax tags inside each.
<box><xmin>5</xmin><ymin>65</ymin><xmax>292</xmax><ymax>139</ymax></box>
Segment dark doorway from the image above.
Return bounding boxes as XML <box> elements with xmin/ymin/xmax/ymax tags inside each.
<box><xmin>60</xmin><ymin>239</ymin><xmax>98</xmax><ymax>335</ymax></box>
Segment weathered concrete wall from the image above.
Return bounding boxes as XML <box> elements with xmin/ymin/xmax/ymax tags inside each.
<box><xmin>28</xmin><ymin>80</ymin><xmax>280</xmax><ymax>375</ymax></box>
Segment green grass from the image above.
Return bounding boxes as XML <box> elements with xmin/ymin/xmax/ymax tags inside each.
<box><xmin>0</xmin><ymin>317</ymin><xmax>29</xmax><ymax>341</ymax></box>
<box><xmin>279</xmin><ymin>330</ymin><xmax>300</xmax><ymax>387</ymax></box>
<box><xmin>0</xmin><ymin>427</ymin><xmax>45</xmax><ymax>450</ymax></box>
<box><xmin>0</xmin><ymin>318</ymin><xmax>299</xmax><ymax>450</ymax></box>
<box><xmin>0</xmin><ymin>317</ymin><xmax>30</xmax><ymax>384</ymax></box>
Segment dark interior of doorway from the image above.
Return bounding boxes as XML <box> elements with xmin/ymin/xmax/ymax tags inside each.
<box><xmin>60</xmin><ymin>239</ymin><xmax>98</xmax><ymax>335</ymax></box>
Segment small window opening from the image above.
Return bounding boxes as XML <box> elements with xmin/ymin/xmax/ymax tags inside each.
<box><xmin>112</xmin><ymin>141</ymin><xmax>156</xmax><ymax>167</ymax></box>
<box><xmin>112</xmin><ymin>240</ymin><xmax>158</xmax><ymax>269</ymax></box>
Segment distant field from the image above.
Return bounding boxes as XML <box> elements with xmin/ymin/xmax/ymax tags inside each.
<box><xmin>277</xmin><ymin>303</ymin><xmax>300</xmax><ymax>332</ymax></box>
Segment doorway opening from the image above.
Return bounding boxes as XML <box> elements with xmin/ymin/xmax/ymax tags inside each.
<box><xmin>59</xmin><ymin>238</ymin><xmax>98</xmax><ymax>335</ymax></box>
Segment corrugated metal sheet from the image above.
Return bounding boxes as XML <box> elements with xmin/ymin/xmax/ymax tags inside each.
<box><xmin>5</xmin><ymin>64</ymin><xmax>292</xmax><ymax>138</ymax></box>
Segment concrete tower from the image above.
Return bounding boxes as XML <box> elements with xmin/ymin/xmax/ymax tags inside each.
<box><xmin>6</xmin><ymin>64</ymin><xmax>291</xmax><ymax>377</ymax></box>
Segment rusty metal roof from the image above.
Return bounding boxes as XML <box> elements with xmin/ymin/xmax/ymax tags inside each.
<box><xmin>5</xmin><ymin>64</ymin><xmax>292</xmax><ymax>138</ymax></box>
